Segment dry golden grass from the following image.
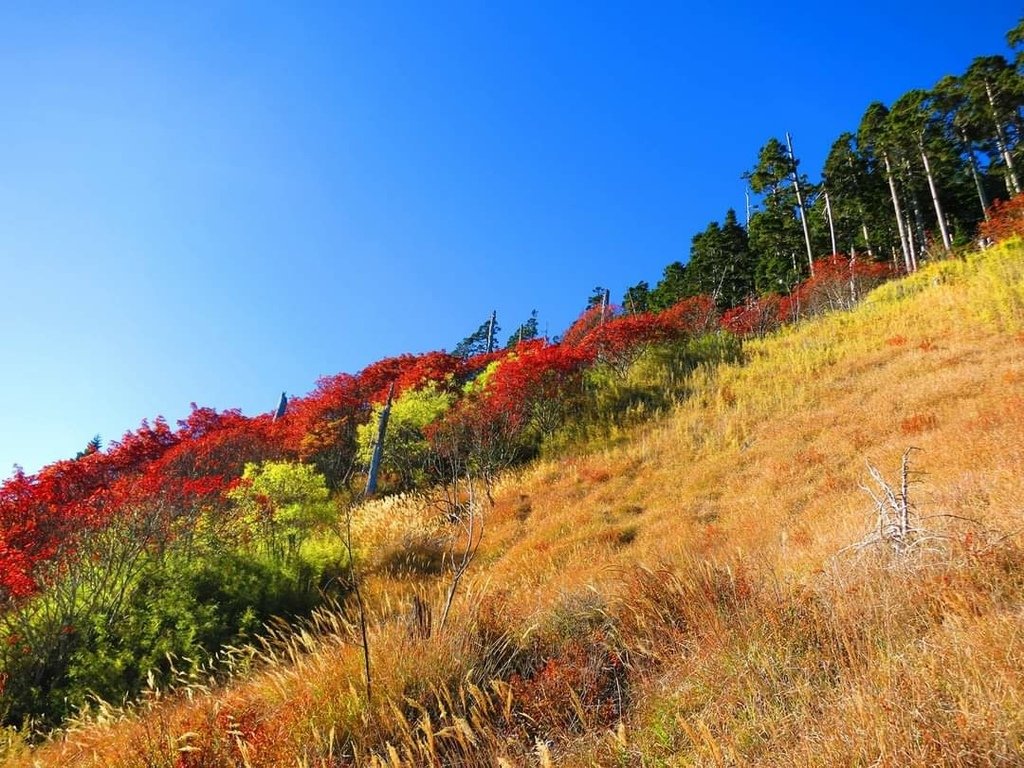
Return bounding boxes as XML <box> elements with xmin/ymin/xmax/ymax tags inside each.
<box><xmin>5</xmin><ymin>242</ymin><xmax>1024</xmax><ymax>767</ymax></box>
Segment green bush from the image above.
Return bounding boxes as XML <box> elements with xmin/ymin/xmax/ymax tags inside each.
<box><xmin>541</xmin><ymin>333</ymin><xmax>743</xmax><ymax>456</ymax></box>
<box><xmin>0</xmin><ymin>541</ymin><xmax>347</xmax><ymax>731</ymax></box>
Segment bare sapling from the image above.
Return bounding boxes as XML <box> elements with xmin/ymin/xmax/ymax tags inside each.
<box><xmin>848</xmin><ymin>447</ymin><xmax>941</xmax><ymax>560</ymax></box>
<box><xmin>849</xmin><ymin>448</ymin><xmax>992</xmax><ymax>561</ymax></box>
<box><xmin>341</xmin><ymin>498</ymin><xmax>372</xmax><ymax>704</ymax></box>
<box><xmin>438</xmin><ymin>472</ymin><xmax>484</xmax><ymax>634</ymax></box>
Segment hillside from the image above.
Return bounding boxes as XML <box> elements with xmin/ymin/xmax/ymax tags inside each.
<box><xmin>0</xmin><ymin>244</ymin><xmax>1019</xmax><ymax>765</ymax></box>
<box><xmin>3</xmin><ymin>241</ymin><xmax>1022</xmax><ymax>766</ymax></box>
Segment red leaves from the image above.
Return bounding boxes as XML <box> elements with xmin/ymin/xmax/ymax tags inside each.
<box><xmin>722</xmin><ymin>255</ymin><xmax>891</xmax><ymax>337</ymax></box>
<box><xmin>660</xmin><ymin>295</ymin><xmax>720</xmax><ymax>336</ymax></box>
<box><xmin>0</xmin><ymin>407</ymin><xmax>278</xmax><ymax>602</ymax></box>
<box><xmin>558</xmin><ymin>296</ymin><xmax>719</xmax><ymax>374</ymax></box>
<box><xmin>980</xmin><ymin>193</ymin><xmax>1024</xmax><ymax>243</ymax></box>
<box><xmin>721</xmin><ymin>295</ymin><xmax>783</xmax><ymax>338</ymax></box>
<box><xmin>392</xmin><ymin>351</ymin><xmax>464</xmax><ymax>395</ymax></box>
<box><xmin>1</xmin><ymin>249</ymin><xmax>902</xmax><ymax>604</ymax></box>
<box><xmin>478</xmin><ymin>341</ymin><xmax>591</xmax><ymax>431</ymax></box>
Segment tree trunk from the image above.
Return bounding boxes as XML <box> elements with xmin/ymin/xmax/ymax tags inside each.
<box><xmin>960</xmin><ymin>129</ymin><xmax>990</xmax><ymax>220</ymax></box>
<box><xmin>273</xmin><ymin>391</ymin><xmax>288</xmax><ymax>421</ymax></box>
<box><xmin>901</xmin><ymin>156</ymin><xmax>927</xmax><ymax>261</ymax></box>
<box><xmin>919</xmin><ymin>143</ymin><xmax>952</xmax><ymax>252</ymax></box>
<box><xmin>904</xmin><ymin>208</ymin><xmax>919</xmax><ymax>273</ymax></box>
<box><xmin>824</xmin><ymin>189</ymin><xmax>838</xmax><ymax>255</ymax></box>
<box><xmin>985</xmin><ymin>79</ymin><xmax>1021</xmax><ymax>194</ymax></box>
<box><xmin>786</xmin><ymin>132</ymin><xmax>815</xmax><ymax>275</ymax></box>
<box><xmin>485</xmin><ymin>311</ymin><xmax>496</xmax><ymax>354</ymax></box>
<box><xmin>883</xmin><ymin>152</ymin><xmax>913</xmax><ymax>271</ymax></box>
<box><xmin>861</xmin><ymin>221</ymin><xmax>874</xmax><ymax>258</ymax></box>
<box><xmin>365</xmin><ymin>382</ymin><xmax>395</xmax><ymax>496</ymax></box>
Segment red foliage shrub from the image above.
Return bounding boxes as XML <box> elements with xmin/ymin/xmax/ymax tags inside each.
<box><xmin>782</xmin><ymin>255</ymin><xmax>893</xmax><ymax>321</ymax></box>
<box><xmin>0</xmin><ymin>405</ymin><xmax>283</xmax><ymax>602</ymax></box>
<box><xmin>578</xmin><ymin>312</ymin><xmax>672</xmax><ymax>372</ymax></box>
<box><xmin>509</xmin><ymin>635</ymin><xmax>625</xmax><ymax>734</ymax></box>
<box><xmin>560</xmin><ymin>305</ymin><xmax>608</xmax><ymax>348</ymax></box>
<box><xmin>979</xmin><ymin>194</ymin><xmax>1024</xmax><ymax>242</ymax></box>
<box><xmin>659</xmin><ymin>295</ymin><xmax>720</xmax><ymax>336</ymax></box>
<box><xmin>392</xmin><ymin>350</ymin><xmax>464</xmax><ymax>394</ymax></box>
<box><xmin>721</xmin><ymin>294</ymin><xmax>783</xmax><ymax>338</ymax></box>
<box><xmin>479</xmin><ymin>341</ymin><xmax>592</xmax><ymax>433</ymax></box>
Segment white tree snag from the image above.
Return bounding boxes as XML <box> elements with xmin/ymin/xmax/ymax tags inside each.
<box><xmin>365</xmin><ymin>381</ymin><xmax>395</xmax><ymax>496</ymax></box>
<box><xmin>883</xmin><ymin>152</ymin><xmax>914</xmax><ymax>272</ymax></box>
<box><xmin>919</xmin><ymin>144</ymin><xmax>952</xmax><ymax>252</ymax></box>
<box><xmin>786</xmin><ymin>132</ymin><xmax>815</xmax><ymax>275</ymax></box>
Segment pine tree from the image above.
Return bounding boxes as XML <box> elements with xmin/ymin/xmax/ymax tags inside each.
<box><xmin>685</xmin><ymin>210</ymin><xmax>756</xmax><ymax>308</ymax></box>
<box><xmin>745</xmin><ymin>138</ymin><xmax>816</xmax><ymax>292</ymax></box>
<box><xmin>649</xmin><ymin>261</ymin><xmax>689</xmax><ymax>311</ymax></box>
<box><xmin>623</xmin><ymin>281</ymin><xmax>651</xmax><ymax>314</ymax></box>
<box><xmin>453</xmin><ymin>312</ymin><xmax>500</xmax><ymax>358</ymax></box>
<box><xmin>505</xmin><ymin>310</ymin><xmax>540</xmax><ymax>348</ymax></box>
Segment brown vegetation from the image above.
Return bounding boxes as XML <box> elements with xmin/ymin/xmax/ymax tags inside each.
<box><xmin>4</xmin><ymin>242</ymin><xmax>1024</xmax><ymax>766</ymax></box>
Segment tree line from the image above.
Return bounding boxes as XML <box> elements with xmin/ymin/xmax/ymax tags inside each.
<box><xmin>611</xmin><ymin>19</ymin><xmax>1024</xmax><ymax>315</ymax></box>
<box><xmin>4</xmin><ymin>17</ymin><xmax>1024</xmax><ymax>734</ymax></box>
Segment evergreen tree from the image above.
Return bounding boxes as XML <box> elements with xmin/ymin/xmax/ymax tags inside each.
<box><xmin>966</xmin><ymin>56</ymin><xmax>1023</xmax><ymax>195</ymax></box>
<box><xmin>649</xmin><ymin>261</ymin><xmax>689</xmax><ymax>311</ymax></box>
<box><xmin>889</xmin><ymin>89</ymin><xmax>957</xmax><ymax>252</ymax></box>
<box><xmin>819</xmin><ymin>132</ymin><xmax>892</xmax><ymax>258</ymax></box>
<box><xmin>933</xmin><ymin>74</ymin><xmax>998</xmax><ymax>223</ymax></box>
<box><xmin>75</xmin><ymin>435</ymin><xmax>102</xmax><ymax>460</ymax></box>
<box><xmin>685</xmin><ymin>210</ymin><xmax>756</xmax><ymax>308</ymax></box>
<box><xmin>505</xmin><ymin>310</ymin><xmax>539</xmax><ymax>348</ymax></box>
<box><xmin>744</xmin><ymin>138</ymin><xmax>815</xmax><ymax>292</ymax></box>
<box><xmin>1008</xmin><ymin>17</ymin><xmax>1024</xmax><ymax>70</ymax></box>
<box><xmin>586</xmin><ymin>286</ymin><xmax>609</xmax><ymax>309</ymax></box>
<box><xmin>453</xmin><ymin>313</ymin><xmax>500</xmax><ymax>358</ymax></box>
<box><xmin>623</xmin><ymin>281</ymin><xmax>650</xmax><ymax>313</ymax></box>
<box><xmin>859</xmin><ymin>102</ymin><xmax>916</xmax><ymax>270</ymax></box>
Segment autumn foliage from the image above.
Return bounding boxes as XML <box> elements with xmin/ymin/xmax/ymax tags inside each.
<box><xmin>0</xmin><ymin>255</ymin><xmax>898</xmax><ymax>609</ymax></box>
<box><xmin>721</xmin><ymin>255</ymin><xmax>892</xmax><ymax>337</ymax></box>
<box><xmin>979</xmin><ymin>193</ymin><xmax>1024</xmax><ymax>243</ymax></box>
<box><xmin>0</xmin><ymin>248</ymin><xmax>909</xmax><ymax>732</ymax></box>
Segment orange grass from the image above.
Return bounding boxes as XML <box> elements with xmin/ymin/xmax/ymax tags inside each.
<box><xmin>5</xmin><ymin>243</ymin><xmax>1024</xmax><ymax>766</ymax></box>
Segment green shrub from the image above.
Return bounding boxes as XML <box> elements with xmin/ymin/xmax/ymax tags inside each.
<box><xmin>0</xmin><ymin>542</ymin><xmax>347</xmax><ymax>731</ymax></box>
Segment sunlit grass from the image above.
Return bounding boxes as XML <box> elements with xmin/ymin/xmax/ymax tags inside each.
<box><xmin>7</xmin><ymin>242</ymin><xmax>1024</xmax><ymax>766</ymax></box>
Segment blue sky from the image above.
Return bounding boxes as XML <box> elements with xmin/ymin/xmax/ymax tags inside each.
<box><xmin>1</xmin><ymin>1</ymin><xmax>1020</xmax><ymax>477</ymax></box>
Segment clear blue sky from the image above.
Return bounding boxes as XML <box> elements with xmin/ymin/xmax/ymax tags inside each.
<box><xmin>1</xmin><ymin>1</ymin><xmax>1020</xmax><ymax>477</ymax></box>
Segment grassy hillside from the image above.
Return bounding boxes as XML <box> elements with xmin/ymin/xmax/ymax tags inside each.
<box><xmin>5</xmin><ymin>241</ymin><xmax>1024</xmax><ymax>766</ymax></box>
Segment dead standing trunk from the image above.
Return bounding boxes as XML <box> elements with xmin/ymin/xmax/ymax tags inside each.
<box><xmin>919</xmin><ymin>142</ymin><xmax>952</xmax><ymax>252</ymax></box>
<box><xmin>883</xmin><ymin>152</ymin><xmax>913</xmax><ymax>272</ymax></box>
<box><xmin>959</xmin><ymin>128</ymin><xmax>991</xmax><ymax>220</ymax></box>
<box><xmin>365</xmin><ymin>382</ymin><xmax>395</xmax><ymax>496</ymax></box>
<box><xmin>824</xmin><ymin>189</ymin><xmax>838</xmax><ymax>255</ymax></box>
<box><xmin>787</xmin><ymin>132</ymin><xmax>815</xmax><ymax>275</ymax></box>
<box><xmin>985</xmin><ymin>79</ymin><xmax>1021</xmax><ymax>194</ymax></box>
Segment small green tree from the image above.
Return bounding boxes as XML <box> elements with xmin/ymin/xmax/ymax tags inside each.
<box><xmin>649</xmin><ymin>261</ymin><xmax>689</xmax><ymax>311</ymax></box>
<box><xmin>227</xmin><ymin>461</ymin><xmax>334</xmax><ymax>561</ymax></box>
<box><xmin>686</xmin><ymin>210</ymin><xmax>756</xmax><ymax>308</ymax></box>
<box><xmin>623</xmin><ymin>280</ymin><xmax>650</xmax><ymax>313</ymax></box>
<box><xmin>356</xmin><ymin>383</ymin><xmax>454</xmax><ymax>491</ymax></box>
<box><xmin>506</xmin><ymin>309</ymin><xmax>539</xmax><ymax>348</ymax></box>
<box><xmin>453</xmin><ymin>313</ymin><xmax>500</xmax><ymax>358</ymax></box>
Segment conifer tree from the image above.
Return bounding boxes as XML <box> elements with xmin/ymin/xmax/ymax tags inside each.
<box><xmin>745</xmin><ymin>138</ymin><xmax>815</xmax><ymax>292</ymax></box>
<box><xmin>505</xmin><ymin>310</ymin><xmax>539</xmax><ymax>348</ymax></box>
<box><xmin>685</xmin><ymin>210</ymin><xmax>756</xmax><ymax>308</ymax></box>
<box><xmin>649</xmin><ymin>261</ymin><xmax>689</xmax><ymax>311</ymax></box>
<box><xmin>453</xmin><ymin>313</ymin><xmax>500</xmax><ymax>358</ymax></box>
<box><xmin>623</xmin><ymin>281</ymin><xmax>650</xmax><ymax>313</ymax></box>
